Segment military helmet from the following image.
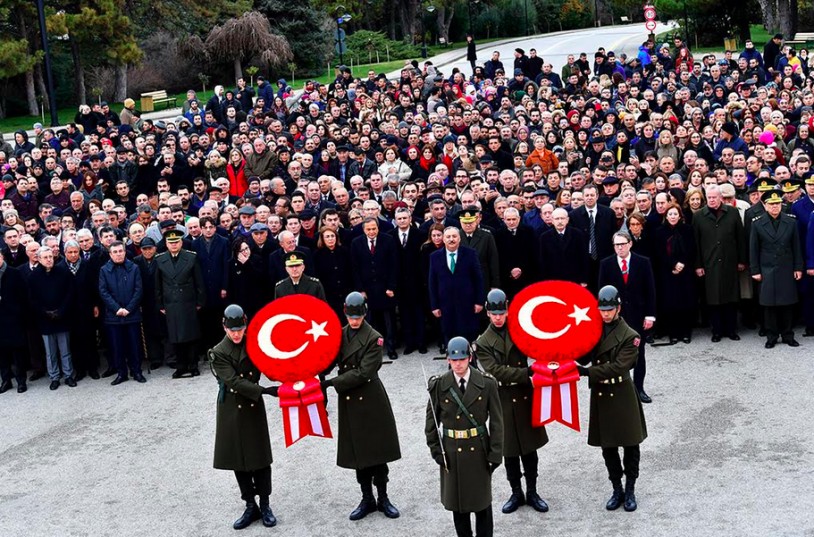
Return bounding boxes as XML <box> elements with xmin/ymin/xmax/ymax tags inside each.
<box><xmin>485</xmin><ymin>288</ymin><xmax>508</xmax><ymax>314</ymax></box>
<box><xmin>223</xmin><ymin>304</ymin><xmax>247</xmax><ymax>330</ymax></box>
<box><xmin>597</xmin><ymin>285</ymin><xmax>621</xmax><ymax>310</ymax></box>
<box><xmin>344</xmin><ymin>291</ymin><xmax>367</xmax><ymax>319</ymax></box>
<box><xmin>447</xmin><ymin>336</ymin><xmax>471</xmax><ymax>360</ymax></box>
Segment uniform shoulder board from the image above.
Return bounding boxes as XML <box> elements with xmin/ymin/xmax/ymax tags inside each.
<box><xmin>482</xmin><ymin>371</ymin><xmax>495</xmax><ymax>379</ymax></box>
<box><xmin>481</xmin><ymin>227</ymin><xmax>492</xmax><ymax>234</ymax></box>
<box><xmin>275</xmin><ymin>279</ymin><xmax>286</xmax><ymax>286</ymax></box>
<box><xmin>156</xmin><ymin>251</ymin><xmax>167</xmax><ymax>257</ymax></box>
<box><xmin>753</xmin><ymin>214</ymin><xmax>763</xmax><ymax>221</ymax></box>
<box><xmin>427</xmin><ymin>375</ymin><xmax>440</xmax><ymax>390</ymax></box>
<box><xmin>308</xmin><ymin>275</ymin><xmax>320</xmax><ymax>282</ymax></box>
<box><xmin>786</xmin><ymin>212</ymin><xmax>796</xmax><ymax>219</ymax></box>
<box><xmin>187</xmin><ymin>250</ymin><xmax>197</xmax><ymax>255</ymax></box>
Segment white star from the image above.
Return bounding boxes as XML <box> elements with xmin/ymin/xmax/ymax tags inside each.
<box><xmin>305</xmin><ymin>320</ymin><xmax>329</xmax><ymax>342</ymax></box>
<box><xmin>567</xmin><ymin>305</ymin><xmax>591</xmax><ymax>325</ymax></box>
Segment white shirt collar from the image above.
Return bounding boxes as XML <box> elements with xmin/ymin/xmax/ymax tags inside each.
<box><xmin>453</xmin><ymin>368</ymin><xmax>471</xmax><ymax>384</ymax></box>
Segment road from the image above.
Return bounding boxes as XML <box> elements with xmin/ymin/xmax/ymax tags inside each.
<box><xmin>387</xmin><ymin>22</ymin><xmax>674</xmax><ymax>79</ymax></box>
<box><xmin>0</xmin><ymin>327</ymin><xmax>812</xmax><ymax>537</ymax></box>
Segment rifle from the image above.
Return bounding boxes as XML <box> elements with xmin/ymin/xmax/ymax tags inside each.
<box><xmin>422</xmin><ymin>363</ymin><xmax>448</xmax><ymax>472</ymax></box>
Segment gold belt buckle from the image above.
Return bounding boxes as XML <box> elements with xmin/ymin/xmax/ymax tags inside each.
<box><xmin>469</xmin><ymin>427</ymin><xmax>478</xmax><ymax>437</ymax></box>
<box><xmin>454</xmin><ymin>430</ymin><xmax>468</xmax><ymax>439</ymax></box>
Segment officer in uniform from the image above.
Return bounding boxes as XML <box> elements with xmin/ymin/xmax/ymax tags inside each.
<box><xmin>576</xmin><ymin>285</ymin><xmax>647</xmax><ymax>512</ymax></box>
<box><xmin>475</xmin><ymin>289</ymin><xmax>549</xmax><ymax>514</ymax></box>
<box><xmin>458</xmin><ymin>206</ymin><xmax>501</xmax><ymax>294</ymax></box>
<box><xmin>322</xmin><ymin>292</ymin><xmax>402</xmax><ymax>521</ymax></box>
<box><xmin>750</xmin><ymin>190</ymin><xmax>804</xmax><ymax>348</ymax></box>
<box><xmin>273</xmin><ymin>250</ymin><xmax>327</xmax><ymax>300</ymax></box>
<box><xmin>155</xmin><ymin>229</ymin><xmax>206</xmax><ymax>378</ymax></box>
<box><xmin>426</xmin><ymin>336</ymin><xmax>504</xmax><ymax>537</ymax></box>
<box><xmin>209</xmin><ymin>305</ymin><xmax>277</xmax><ymax>530</ymax></box>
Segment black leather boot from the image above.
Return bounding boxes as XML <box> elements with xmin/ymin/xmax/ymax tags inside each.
<box><xmin>606</xmin><ymin>480</ymin><xmax>624</xmax><ymax>510</ymax></box>
<box><xmin>233</xmin><ymin>500</ymin><xmax>261</xmax><ymax>530</ymax></box>
<box><xmin>258</xmin><ymin>497</ymin><xmax>277</xmax><ymax>527</ymax></box>
<box><xmin>376</xmin><ymin>484</ymin><xmax>400</xmax><ymax>518</ymax></box>
<box><xmin>349</xmin><ymin>483</ymin><xmax>377</xmax><ymax>521</ymax></box>
<box><xmin>525</xmin><ymin>476</ymin><xmax>549</xmax><ymax>512</ymax></box>
<box><xmin>624</xmin><ymin>478</ymin><xmax>637</xmax><ymax>512</ymax></box>
<box><xmin>501</xmin><ymin>480</ymin><xmax>525</xmax><ymax>514</ymax></box>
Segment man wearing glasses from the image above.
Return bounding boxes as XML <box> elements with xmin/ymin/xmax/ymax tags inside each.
<box><xmin>598</xmin><ymin>232</ymin><xmax>657</xmax><ymax>404</ymax></box>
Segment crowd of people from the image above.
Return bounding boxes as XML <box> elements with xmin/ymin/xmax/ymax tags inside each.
<box><xmin>1</xmin><ymin>31</ymin><xmax>813</xmax><ymax>401</ymax></box>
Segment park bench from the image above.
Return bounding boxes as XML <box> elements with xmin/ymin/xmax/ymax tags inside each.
<box><xmin>785</xmin><ymin>32</ymin><xmax>814</xmax><ymax>46</ymax></box>
<box><xmin>139</xmin><ymin>90</ymin><xmax>178</xmax><ymax>112</ymax></box>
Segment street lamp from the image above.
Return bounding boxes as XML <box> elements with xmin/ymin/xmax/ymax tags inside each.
<box><xmin>420</xmin><ymin>3</ymin><xmax>436</xmax><ymax>59</ymax></box>
<box><xmin>334</xmin><ymin>6</ymin><xmax>352</xmax><ymax>66</ymax></box>
<box><xmin>36</xmin><ymin>0</ymin><xmax>59</xmax><ymax>126</ymax></box>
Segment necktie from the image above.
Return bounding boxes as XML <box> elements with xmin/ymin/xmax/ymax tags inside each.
<box><xmin>511</xmin><ymin>229</ymin><xmax>516</xmax><ymax>236</ymax></box>
<box><xmin>83</xmin><ymin>251</ymin><xmax>90</xmax><ymax>261</ymax></box>
<box><xmin>402</xmin><ymin>232</ymin><xmax>407</xmax><ymax>247</ymax></box>
<box><xmin>449</xmin><ymin>252</ymin><xmax>456</xmax><ymax>273</ymax></box>
<box><xmin>621</xmin><ymin>258</ymin><xmax>628</xmax><ymax>284</ymax></box>
<box><xmin>459</xmin><ymin>377</ymin><xmax>466</xmax><ymax>394</ymax></box>
<box><xmin>369</xmin><ymin>239</ymin><xmax>376</xmax><ymax>254</ymax></box>
<box><xmin>589</xmin><ymin>210</ymin><xmax>597</xmax><ymax>260</ymax></box>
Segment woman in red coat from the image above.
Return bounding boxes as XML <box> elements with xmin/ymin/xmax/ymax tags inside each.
<box><xmin>226</xmin><ymin>148</ymin><xmax>248</xmax><ymax>197</ymax></box>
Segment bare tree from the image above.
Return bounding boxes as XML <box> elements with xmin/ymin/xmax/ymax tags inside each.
<box><xmin>204</xmin><ymin>11</ymin><xmax>293</xmax><ymax>83</ymax></box>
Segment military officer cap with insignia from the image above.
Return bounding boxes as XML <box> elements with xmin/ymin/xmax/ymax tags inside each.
<box><xmin>804</xmin><ymin>174</ymin><xmax>814</xmax><ymax>185</ymax></box>
<box><xmin>754</xmin><ymin>178</ymin><xmax>776</xmax><ymax>192</ymax></box>
<box><xmin>761</xmin><ymin>190</ymin><xmax>784</xmax><ymax>204</ymax></box>
<box><xmin>457</xmin><ymin>206</ymin><xmax>480</xmax><ymax>224</ymax></box>
<box><xmin>284</xmin><ymin>250</ymin><xmax>305</xmax><ymax>266</ymax></box>
<box><xmin>780</xmin><ymin>179</ymin><xmax>801</xmax><ymax>193</ymax></box>
<box><xmin>165</xmin><ymin>229</ymin><xmax>184</xmax><ymax>243</ymax></box>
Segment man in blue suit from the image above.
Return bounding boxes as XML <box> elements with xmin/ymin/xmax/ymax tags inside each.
<box><xmin>429</xmin><ymin>227</ymin><xmax>486</xmax><ymax>348</ymax></box>
<box><xmin>192</xmin><ymin>217</ymin><xmax>230</xmax><ymax>351</ymax></box>
<box><xmin>598</xmin><ymin>231</ymin><xmax>657</xmax><ymax>404</ymax></box>
<box><xmin>351</xmin><ymin>218</ymin><xmax>399</xmax><ymax>359</ymax></box>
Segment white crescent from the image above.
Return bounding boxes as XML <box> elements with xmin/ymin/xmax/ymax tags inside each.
<box><xmin>257</xmin><ymin>313</ymin><xmax>308</xmax><ymax>360</ymax></box>
<box><xmin>517</xmin><ymin>296</ymin><xmax>571</xmax><ymax>340</ymax></box>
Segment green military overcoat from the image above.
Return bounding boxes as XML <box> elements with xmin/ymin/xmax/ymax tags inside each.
<box><xmin>577</xmin><ymin>318</ymin><xmax>648</xmax><ymax>448</ymax></box>
<box><xmin>209</xmin><ymin>335</ymin><xmax>273</xmax><ymax>472</ymax></box>
<box><xmin>692</xmin><ymin>204</ymin><xmax>747</xmax><ymax>305</ymax></box>
<box><xmin>426</xmin><ymin>368</ymin><xmax>503</xmax><ymax>513</ymax></box>
<box><xmin>273</xmin><ymin>275</ymin><xmax>327</xmax><ymax>300</ymax></box>
<box><xmin>475</xmin><ymin>324</ymin><xmax>548</xmax><ymax>458</ymax></box>
<box><xmin>331</xmin><ymin>321</ymin><xmax>401</xmax><ymax>469</ymax></box>
<box><xmin>155</xmin><ymin>249</ymin><xmax>206</xmax><ymax>343</ymax></box>
<box><xmin>749</xmin><ymin>213</ymin><xmax>804</xmax><ymax>306</ymax></box>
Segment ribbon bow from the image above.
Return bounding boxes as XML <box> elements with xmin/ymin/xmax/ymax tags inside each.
<box><xmin>277</xmin><ymin>377</ymin><xmax>332</xmax><ymax>447</ymax></box>
<box><xmin>530</xmin><ymin>360</ymin><xmax>581</xmax><ymax>431</ymax></box>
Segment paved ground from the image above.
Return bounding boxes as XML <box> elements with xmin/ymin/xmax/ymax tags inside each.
<box><xmin>1</xmin><ymin>327</ymin><xmax>812</xmax><ymax>537</ymax></box>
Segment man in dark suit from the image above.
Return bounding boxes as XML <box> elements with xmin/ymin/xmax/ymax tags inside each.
<box><xmin>495</xmin><ymin>208</ymin><xmax>537</xmax><ymax>298</ymax></box>
<box><xmin>155</xmin><ymin>230</ymin><xmax>206</xmax><ymax>378</ymax></box>
<box><xmin>389</xmin><ymin>207</ymin><xmax>427</xmax><ymax>354</ymax></box>
<box><xmin>351</xmin><ymin>218</ymin><xmax>399</xmax><ymax>359</ymax></box>
<box><xmin>570</xmin><ymin>184</ymin><xmax>616</xmax><ymax>292</ymax></box>
<box><xmin>0</xmin><ymin>250</ymin><xmax>28</xmax><ymax>393</ymax></box>
<box><xmin>1</xmin><ymin>228</ymin><xmax>26</xmax><ymax>267</ymax></box>
<box><xmin>429</xmin><ymin>227</ymin><xmax>486</xmax><ymax>345</ymax></box>
<box><xmin>598</xmin><ymin>231</ymin><xmax>657</xmax><ymax>404</ymax></box>
<box><xmin>539</xmin><ymin>208</ymin><xmax>590</xmax><ymax>285</ymax></box>
<box><xmin>459</xmin><ymin>207</ymin><xmax>500</xmax><ymax>294</ymax></box>
<box><xmin>192</xmin><ymin>217</ymin><xmax>230</xmax><ymax>351</ymax></box>
<box><xmin>348</xmin><ymin>147</ymin><xmax>378</xmax><ymax>181</ymax></box>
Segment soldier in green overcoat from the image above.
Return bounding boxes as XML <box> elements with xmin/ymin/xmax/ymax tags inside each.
<box><xmin>475</xmin><ymin>289</ymin><xmax>549</xmax><ymax>515</ymax></box>
<box><xmin>577</xmin><ymin>285</ymin><xmax>647</xmax><ymax>513</ymax></box>
<box><xmin>273</xmin><ymin>250</ymin><xmax>327</xmax><ymax>300</ymax></box>
<box><xmin>209</xmin><ymin>305</ymin><xmax>278</xmax><ymax>530</ymax></box>
<box><xmin>322</xmin><ymin>292</ymin><xmax>402</xmax><ymax>521</ymax></box>
<box><xmin>426</xmin><ymin>336</ymin><xmax>504</xmax><ymax>537</ymax></box>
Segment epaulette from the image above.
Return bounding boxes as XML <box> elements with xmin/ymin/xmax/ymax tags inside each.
<box><xmin>427</xmin><ymin>375</ymin><xmax>440</xmax><ymax>390</ymax></box>
<box><xmin>482</xmin><ymin>371</ymin><xmax>495</xmax><ymax>380</ymax></box>
<box><xmin>275</xmin><ymin>279</ymin><xmax>286</xmax><ymax>286</ymax></box>
<box><xmin>156</xmin><ymin>251</ymin><xmax>167</xmax><ymax>257</ymax></box>
<box><xmin>308</xmin><ymin>276</ymin><xmax>320</xmax><ymax>282</ymax></box>
<box><xmin>753</xmin><ymin>215</ymin><xmax>763</xmax><ymax>221</ymax></box>
<box><xmin>786</xmin><ymin>212</ymin><xmax>796</xmax><ymax>218</ymax></box>
<box><xmin>481</xmin><ymin>227</ymin><xmax>492</xmax><ymax>234</ymax></box>
<box><xmin>187</xmin><ymin>250</ymin><xmax>197</xmax><ymax>255</ymax></box>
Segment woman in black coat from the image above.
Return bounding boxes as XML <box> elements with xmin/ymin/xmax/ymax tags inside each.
<box><xmin>227</xmin><ymin>239</ymin><xmax>266</xmax><ymax>321</ymax></box>
<box><xmin>419</xmin><ymin>223</ymin><xmax>445</xmax><ymax>351</ymax></box>
<box><xmin>653</xmin><ymin>204</ymin><xmax>697</xmax><ymax>343</ymax></box>
<box><xmin>313</xmin><ymin>227</ymin><xmax>353</xmax><ymax>322</ymax></box>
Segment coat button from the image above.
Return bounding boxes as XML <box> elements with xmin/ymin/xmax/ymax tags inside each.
<box><xmin>238</xmin><ymin>404</ymin><xmax>242</xmax><ymax>409</ymax></box>
<box><xmin>478</xmin><ymin>396</ymin><xmax>482</xmax><ymax>400</ymax></box>
<box><xmin>598</xmin><ymin>392</ymin><xmax>603</xmax><ymax>396</ymax></box>
<box><xmin>456</xmin><ymin>415</ymin><xmax>461</xmax><ymax>420</ymax></box>
<box><xmin>240</xmin><ymin>374</ymin><xmax>244</xmax><ymax>378</ymax></box>
<box><xmin>610</xmin><ymin>393</ymin><xmax>614</xmax><ymax>397</ymax></box>
<box><xmin>251</xmin><ymin>403</ymin><xmax>255</xmax><ymax>407</ymax></box>
<box><xmin>445</xmin><ymin>399</ymin><xmax>449</xmax><ymax>403</ymax></box>
<box><xmin>512</xmin><ymin>398</ymin><xmax>517</xmax><ymax>403</ymax></box>
<box><xmin>359</xmin><ymin>396</ymin><xmax>363</xmax><ymax>400</ymax></box>
<box><xmin>346</xmin><ymin>396</ymin><xmax>350</xmax><ymax>400</ymax></box>
<box><xmin>470</xmin><ymin>447</ymin><xmax>475</xmax><ymax>452</ymax></box>
<box><xmin>457</xmin><ymin>448</ymin><xmax>462</xmax><ymax>452</ymax></box>
<box><xmin>524</xmin><ymin>396</ymin><xmax>528</xmax><ymax>400</ymax></box>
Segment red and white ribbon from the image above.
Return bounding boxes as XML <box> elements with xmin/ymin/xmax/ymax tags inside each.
<box><xmin>530</xmin><ymin>361</ymin><xmax>581</xmax><ymax>431</ymax></box>
<box><xmin>278</xmin><ymin>377</ymin><xmax>332</xmax><ymax>447</ymax></box>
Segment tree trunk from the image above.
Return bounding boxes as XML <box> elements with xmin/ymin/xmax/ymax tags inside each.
<box><xmin>435</xmin><ymin>6</ymin><xmax>455</xmax><ymax>43</ymax></box>
<box><xmin>24</xmin><ymin>70</ymin><xmax>38</xmax><ymax>116</ymax></box>
<box><xmin>34</xmin><ymin>65</ymin><xmax>49</xmax><ymax>112</ymax></box>
<box><xmin>757</xmin><ymin>0</ymin><xmax>778</xmax><ymax>32</ymax></box>
<box><xmin>70</xmin><ymin>39</ymin><xmax>87</xmax><ymax>105</ymax></box>
<box><xmin>776</xmin><ymin>0</ymin><xmax>794</xmax><ymax>38</ymax></box>
<box><xmin>399</xmin><ymin>0</ymin><xmax>418</xmax><ymax>43</ymax></box>
<box><xmin>388</xmin><ymin>0</ymin><xmax>397</xmax><ymax>40</ymax></box>
<box><xmin>233</xmin><ymin>57</ymin><xmax>243</xmax><ymax>83</ymax></box>
<box><xmin>114</xmin><ymin>64</ymin><xmax>128</xmax><ymax>102</ymax></box>
<box><xmin>790</xmin><ymin>0</ymin><xmax>798</xmax><ymax>36</ymax></box>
